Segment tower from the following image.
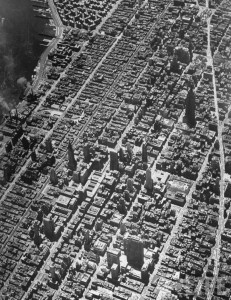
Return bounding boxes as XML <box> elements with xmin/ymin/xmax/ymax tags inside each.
<box><xmin>45</xmin><ymin>138</ymin><xmax>53</xmax><ymax>153</ymax></box>
<box><xmin>95</xmin><ymin>218</ymin><xmax>103</xmax><ymax>231</ymax></box>
<box><xmin>127</xmin><ymin>178</ymin><xmax>134</xmax><ymax>192</ymax></box>
<box><xmin>141</xmin><ymin>261</ymin><xmax>149</xmax><ymax>283</ymax></box>
<box><xmin>83</xmin><ymin>142</ymin><xmax>90</xmax><ymax>162</ymax></box>
<box><xmin>3</xmin><ymin>163</ymin><xmax>11</xmax><ymax>182</ymax></box>
<box><xmin>185</xmin><ymin>85</ymin><xmax>196</xmax><ymax>127</ymax></box>
<box><xmin>107</xmin><ymin>248</ymin><xmax>121</xmax><ymax>268</ymax></box>
<box><xmin>33</xmin><ymin>220</ymin><xmax>41</xmax><ymax>246</ymax></box>
<box><xmin>124</xmin><ymin>234</ymin><xmax>144</xmax><ymax>268</ymax></box>
<box><xmin>142</xmin><ymin>142</ymin><xmax>148</xmax><ymax>162</ymax></box>
<box><xmin>118</xmin><ymin>197</ymin><xmax>126</xmax><ymax>214</ymax></box>
<box><xmin>50</xmin><ymin>168</ymin><xmax>58</xmax><ymax>185</ymax></box>
<box><xmin>126</xmin><ymin>142</ymin><xmax>133</xmax><ymax>158</ymax></box>
<box><xmin>31</xmin><ymin>151</ymin><xmax>37</xmax><ymax>161</ymax></box>
<box><xmin>110</xmin><ymin>150</ymin><xmax>119</xmax><ymax>170</ymax></box>
<box><xmin>111</xmin><ymin>264</ymin><xmax>119</xmax><ymax>280</ymax></box>
<box><xmin>170</xmin><ymin>55</ymin><xmax>179</xmax><ymax>73</ymax></box>
<box><xmin>120</xmin><ymin>222</ymin><xmax>126</xmax><ymax>235</ymax></box>
<box><xmin>145</xmin><ymin>168</ymin><xmax>153</xmax><ymax>190</ymax></box>
<box><xmin>50</xmin><ymin>263</ymin><xmax>56</xmax><ymax>281</ymax></box>
<box><xmin>43</xmin><ymin>215</ymin><xmax>55</xmax><ymax>239</ymax></box>
<box><xmin>68</xmin><ymin>141</ymin><xmax>76</xmax><ymax>170</ymax></box>
<box><xmin>21</xmin><ymin>136</ymin><xmax>30</xmax><ymax>150</ymax></box>
<box><xmin>119</xmin><ymin>147</ymin><xmax>125</xmax><ymax>161</ymax></box>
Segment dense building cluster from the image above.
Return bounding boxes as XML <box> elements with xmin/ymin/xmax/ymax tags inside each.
<box><xmin>1</xmin><ymin>0</ymin><xmax>231</xmax><ymax>300</ymax></box>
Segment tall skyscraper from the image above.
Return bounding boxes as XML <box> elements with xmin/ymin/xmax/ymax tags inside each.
<box><xmin>43</xmin><ymin>215</ymin><xmax>55</xmax><ymax>239</ymax></box>
<box><xmin>110</xmin><ymin>150</ymin><xmax>119</xmax><ymax>170</ymax></box>
<box><xmin>21</xmin><ymin>136</ymin><xmax>30</xmax><ymax>150</ymax></box>
<box><xmin>31</xmin><ymin>151</ymin><xmax>37</xmax><ymax>161</ymax></box>
<box><xmin>141</xmin><ymin>261</ymin><xmax>149</xmax><ymax>283</ymax></box>
<box><xmin>120</xmin><ymin>222</ymin><xmax>126</xmax><ymax>235</ymax></box>
<box><xmin>111</xmin><ymin>263</ymin><xmax>119</xmax><ymax>280</ymax></box>
<box><xmin>145</xmin><ymin>168</ymin><xmax>153</xmax><ymax>190</ymax></box>
<box><xmin>185</xmin><ymin>85</ymin><xmax>196</xmax><ymax>127</ymax></box>
<box><xmin>124</xmin><ymin>234</ymin><xmax>144</xmax><ymax>267</ymax></box>
<box><xmin>119</xmin><ymin>147</ymin><xmax>125</xmax><ymax>162</ymax></box>
<box><xmin>142</xmin><ymin>142</ymin><xmax>148</xmax><ymax>162</ymax></box>
<box><xmin>50</xmin><ymin>263</ymin><xmax>56</xmax><ymax>281</ymax></box>
<box><xmin>45</xmin><ymin>138</ymin><xmax>53</xmax><ymax>153</ymax></box>
<box><xmin>32</xmin><ymin>220</ymin><xmax>41</xmax><ymax>246</ymax></box>
<box><xmin>126</xmin><ymin>142</ymin><xmax>133</xmax><ymax>158</ymax></box>
<box><xmin>83</xmin><ymin>142</ymin><xmax>90</xmax><ymax>162</ymax></box>
<box><xmin>68</xmin><ymin>141</ymin><xmax>77</xmax><ymax>170</ymax></box>
<box><xmin>170</xmin><ymin>55</ymin><xmax>179</xmax><ymax>73</ymax></box>
<box><xmin>50</xmin><ymin>168</ymin><xmax>58</xmax><ymax>185</ymax></box>
<box><xmin>107</xmin><ymin>248</ymin><xmax>121</xmax><ymax>268</ymax></box>
<box><xmin>127</xmin><ymin>178</ymin><xmax>134</xmax><ymax>192</ymax></box>
<box><xmin>3</xmin><ymin>163</ymin><xmax>11</xmax><ymax>182</ymax></box>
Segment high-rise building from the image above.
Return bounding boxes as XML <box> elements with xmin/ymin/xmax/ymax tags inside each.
<box><xmin>145</xmin><ymin>168</ymin><xmax>153</xmax><ymax>190</ymax></box>
<box><xmin>3</xmin><ymin>163</ymin><xmax>11</xmax><ymax>182</ymax></box>
<box><xmin>111</xmin><ymin>263</ymin><xmax>119</xmax><ymax>280</ymax></box>
<box><xmin>185</xmin><ymin>86</ymin><xmax>196</xmax><ymax>127</ymax></box>
<box><xmin>31</xmin><ymin>151</ymin><xmax>37</xmax><ymax>161</ymax></box>
<box><xmin>32</xmin><ymin>220</ymin><xmax>41</xmax><ymax>246</ymax></box>
<box><xmin>127</xmin><ymin>178</ymin><xmax>134</xmax><ymax>192</ymax></box>
<box><xmin>119</xmin><ymin>147</ymin><xmax>125</xmax><ymax>162</ymax></box>
<box><xmin>43</xmin><ymin>215</ymin><xmax>55</xmax><ymax>239</ymax></box>
<box><xmin>49</xmin><ymin>263</ymin><xmax>56</xmax><ymax>281</ymax></box>
<box><xmin>83</xmin><ymin>142</ymin><xmax>90</xmax><ymax>162</ymax></box>
<box><xmin>118</xmin><ymin>197</ymin><xmax>126</xmax><ymax>214</ymax></box>
<box><xmin>141</xmin><ymin>261</ymin><xmax>149</xmax><ymax>283</ymax></box>
<box><xmin>107</xmin><ymin>248</ymin><xmax>121</xmax><ymax>268</ymax></box>
<box><xmin>110</xmin><ymin>150</ymin><xmax>119</xmax><ymax>170</ymax></box>
<box><xmin>50</xmin><ymin>168</ymin><xmax>58</xmax><ymax>185</ymax></box>
<box><xmin>170</xmin><ymin>55</ymin><xmax>179</xmax><ymax>73</ymax></box>
<box><xmin>21</xmin><ymin>136</ymin><xmax>30</xmax><ymax>150</ymax></box>
<box><xmin>95</xmin><ymin>218</ymin><xmax>103</xmax><ymax>231</ymax></box>
<box><xmin>120</xmin><ymin>222</ymin><xmax>126</xmax><ymax>235</ymax></box>
<box><xmin>68</xmin><ymin>141</ymin><xmax>76</xmax><ymax>170</ymax></box>
<box><xmin>142</xmin><ymin>142</ymin><xmax>148</xmax><ymax>162</ymax></box>
<box><xmin>45</xmin><ymin>138</ymin><xmax>53</xmax><ymax>153</ymax></box>
<box><xmin>126</xmin><ymin>142</ymin><xmax>133</xmax><ymax>158</ymax></box>
<box><xmin>124</xmin><ymin>234</ymin><xmax>144</xmax><ymax>267</ymax></box>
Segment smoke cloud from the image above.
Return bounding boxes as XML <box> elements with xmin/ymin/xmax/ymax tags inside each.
<box><xmin>0</xmin><ymin>95</ymin><xmax>10</xmax><ymax>111</ymax></box>
<box><xmin>0</xmin><ymin>93</ymin><xmax>10</xmax><ymax>123</ymax></box>
<box><xmin>0</xmin><ymin>0</ymin><xmax>47</xmax><ymax>122</ymax></box>
<box><xmin>17</xmin><ymin>77</ymin><xmax>28</xmax><ymax>90</ymax></box>
<box><xmin>3</xmin><ymin>52</ymin><xmax>15</xmax><ymax>84</ymax></box>
<box><xmin>0</xmin><ymin>19</ymin><xmax>17</xmax><ymax>121</ymax></box>
<box><xmin>0</xmin><ymin>23</ymin><xmax>6</xmax><ymax>48</ymax></box>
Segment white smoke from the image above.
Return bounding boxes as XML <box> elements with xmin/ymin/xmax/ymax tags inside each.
<box><xmin>0</xmin><ymin>95</ymin><xmax>10</xmax><ymax>111</ymax></box>
<box><xmin>17</xmin><ymin>77</ymin><xmax>28</xmax><ymax>90</ymax></box>
<box><xmin>0</xmin><ymin>94</ymin><xmax>10</xmax><ymax>123</ymax></box>
<box><xmin>3</xmin><ymin>52</ymin><xmax>15</xmax><ymax>84</ymax></box>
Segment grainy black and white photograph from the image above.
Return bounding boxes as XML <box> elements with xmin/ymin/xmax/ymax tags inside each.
<box><xmin>0</xmin><ymin>0</ymin><xmax>231</xmax><ymax>299</ymax></box>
